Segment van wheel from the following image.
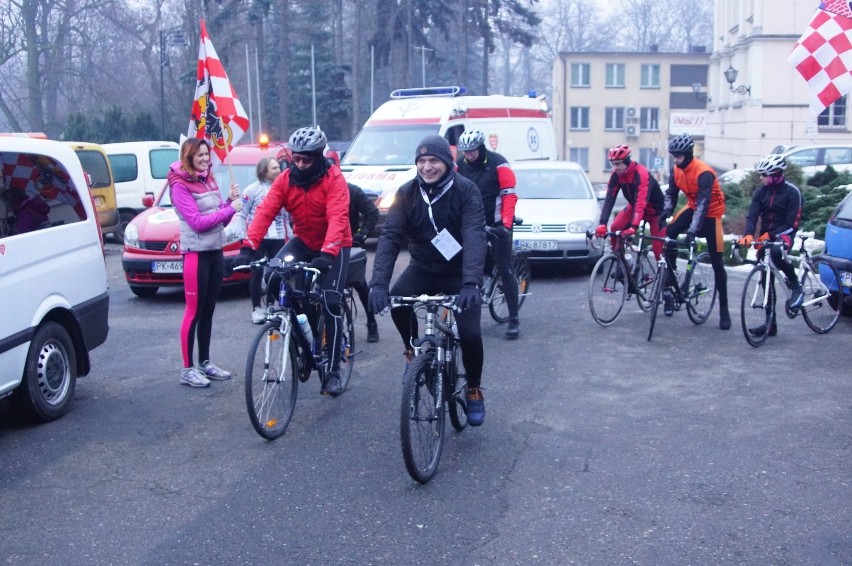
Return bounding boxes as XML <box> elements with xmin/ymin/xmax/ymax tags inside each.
<box><xmin>10</xmin><ymin>322</ymin><xmax>77</xmax><ymax>422</ymax></box>
<box><xmin>130</xmin><ymin>285</ymin><xmax>158</xmax><ymax>298</ymax></box>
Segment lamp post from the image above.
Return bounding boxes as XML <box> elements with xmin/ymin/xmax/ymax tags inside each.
<box><xmin>413</xmin><ymin>46</ymin><xmax>433</xmax><ymax>88</ymax></box>
<box><xmin>724</xmin><ymin>65</ymin><xmax>751</xmax><ymax>96</ymax></box>
<box><xmin>159</xmin><ymin>28</ymin><xmax>188</xmax><ymax>139</ymax></box>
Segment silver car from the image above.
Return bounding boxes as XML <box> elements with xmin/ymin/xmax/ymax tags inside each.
<box><xmin>511</xmin><ymin>160</ymin><xmax>602</xmax><ymax>266</ymax></box>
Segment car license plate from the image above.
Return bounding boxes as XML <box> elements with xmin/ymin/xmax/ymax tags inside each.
<box><xmin>841</xmin><ymin>271</ymin><xmax>852</xmax><ymax>287</ymax></box>
<box><xmin>514</xmin><ymin>240</ymin><xmax>557</xmax><ymax>251</ymax></box>
<box><xmin>152</xmin><ymin>260</ymin><xmax>183</xmax><ymax>274</ymax></box>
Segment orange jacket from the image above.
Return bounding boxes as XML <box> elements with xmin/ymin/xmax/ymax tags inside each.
<box><xmin>670</xmin><ymin>158</ymin><xmax>725</xmax><ymax>219</ymax></box>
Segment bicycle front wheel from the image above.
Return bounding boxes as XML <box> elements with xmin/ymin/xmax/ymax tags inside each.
<box><xmin>685</xmin><ymin>252</ymin><xmax>717</xmax><ymax>325</ymax></box>
<box><xmin>633</xmin><ymin>250</ymin><xmax>657</xmax><ymax>312</ymax></box>
<box><xmin>740</xmin><ymin>265</ymin><xmax>772</xmax><ymax>348</ymax></box>
<box><xmin>514</xmin><ymin>253</ymin><xmax>531</xmax><ymax>311</ymax></box>
<box><xmin>316</xmin><ymin>296</ymin><xmax>356</xmax><ymax>393</ymax></box>
<box><xmin>400</xmin><ymin>354</ymin><xmax>445</xmax><ymax>483</ymax></box>
<box><xmin>446</xmin><ymin>339</ymin><xmax>468</xmax><ymax>431</ymax></box>
<box><xmin>647</xmin><ymin>262</ymin><xmax>666</xmax><ymax>341</ymax></box>
<box><xmin>245</xmin><ymin>320</ymin><xmax>299</xmax><ymax>440</ymax></box>
<box><xmin>588</xmin><ymin>254</ymin><xmax>627</xmax><ymax>326</ymax></box>
<box><xmin>801</xmin><ymin>258</ymin><xmax>842</xmax><ymax>334</ymax></box>
<box><xmin>488</xmin><ymin>280</ymin><xmax>511</xmax><ymax>323</ymax></box>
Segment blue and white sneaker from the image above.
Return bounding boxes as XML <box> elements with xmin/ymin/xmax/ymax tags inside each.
<box><xmin>200</xmin><ymin>360</ymin><xmax>232</xmax><ymax>380</ymax></box>
<box><xmin>181</xmin><ymin>367</ymin><xmax>210</xmax><ymax>388</ymax></box>
<box><xmin>466</xmin><ymin>387</ymin><xmax>486</xmax><ymax>426</ymax></box>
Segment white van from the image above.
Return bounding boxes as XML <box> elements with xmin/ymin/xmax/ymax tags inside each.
<box><xmin>341</xmin><ymin>86</ymin><xmax>557</xmax><ymax>219</ymax></box>
<box><xmin>0</xmin><ymin>137</ymin><xmax>109</xmax><ymax>422</ymax></box>
<box><xmin>103</xmin><ymin>141</ymin><xmax>179</xmax><ymax>242</ymax></box>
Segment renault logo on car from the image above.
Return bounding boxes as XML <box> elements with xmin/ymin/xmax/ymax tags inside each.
<box><xmin>170</xmin><ymin>242</ymin><xmax>178</xmax><ymax>252</ymax></box>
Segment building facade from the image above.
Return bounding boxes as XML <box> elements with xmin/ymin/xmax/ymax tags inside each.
<box><xmin>552</xmin><ymin>51</ymin><xmax>710</xmax><ymax>185</ymax></box>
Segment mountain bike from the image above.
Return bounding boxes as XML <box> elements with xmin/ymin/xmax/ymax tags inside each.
<box><xmin>480</xmin><ymin>222</ymin><xmax>531</xmax><ymax>323</ymax></box>
<box><xmin>646</xmin><ymin>236</ymin><xmax>717</xmax><ymax>341</ymax></box>
<box><xmin>733</xmin><ymin>235</ymin><xmax>842</xmax><ymax>347</ymax></box>
<box><xmin>390</xmin><ymin>294</ymin><xmax>468</xmax><ymax>483</ymax></box>
<box><xmin>236</xmin><ymin>257</ymin><xmax>358</xmax><ymax>440</ymax></box>
<box><xmin>588</xmin><ymin>227</ymin><xmax>657</xmax><ymax>326</ymax></box>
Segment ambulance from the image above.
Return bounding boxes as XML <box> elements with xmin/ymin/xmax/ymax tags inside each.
<box><xmin>340</xmin><ymin>86</ymin><xmax>557</xmax><ymax>226</ymax></box>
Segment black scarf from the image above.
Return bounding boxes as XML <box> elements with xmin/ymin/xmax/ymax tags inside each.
<box><xmin>289</xmin><ymin>153</ymin><xmax>329</xmax><ymax>188</ymax></box>
<box><xmin>417</xmin><ymin>168</ymin><xmax>456</xmax><ymax>200</ymax></box>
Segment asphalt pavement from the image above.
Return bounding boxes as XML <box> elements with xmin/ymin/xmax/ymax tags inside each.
<box><xmin>0</xmin><ymin>241</ymin><xmax>850</xmax><ymax>565</ymax></box>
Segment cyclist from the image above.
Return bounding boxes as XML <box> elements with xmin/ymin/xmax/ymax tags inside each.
<box><xmin>595</xmin><ymin>144</ymin><xmax>666</xmax><ymax>260</ymax></box>
<box><xmin>456</xmin><ymin>128</ymin><xmax>521</xmax><ymax>338</ymax></box>
<box><xmin>237</xmin><ymin>126</ymin><xmax>352</xmax><ymax>397</ymax></box>
<box><xmin>367</xmin><ymin>135</ymin><xmax>489</xmax><ymax>426</ymax></box>
<box><xmin>661</xmin><ymin>133</ymin><xmax>731</xmax><ymax>329</ymax></box>
<box><xmin>738</xmin><ymin>154</ymin><xmax>804</xmax><ymax>336</ymax></box>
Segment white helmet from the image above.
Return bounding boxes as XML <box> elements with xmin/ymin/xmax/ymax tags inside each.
<box><xmin>457</xmin><ymin>130</ymin><xmax>485</xmax><ymax>152</ymax></box>
<box><xmin>755</xmin><ymin>154</ymin><xmax>787</xmax><ymax>175</ymax></box>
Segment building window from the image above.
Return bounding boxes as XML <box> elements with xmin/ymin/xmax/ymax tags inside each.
<box><xmin>569</xmin><ymin>147</ymin><xmax>589</xmax><ymax>171</ymax></box>
<box><xmin>570</xmin><ymin>107</ymin><xmax>590</xmax><ymax>130</ymax></box>
<box><xmin>571</xmin><ymin>63</ymin><xmax>590</xmax><ymax>87</ymax></box>
<box><xmin>819</xmin><ymin>96</ymin><xmax>847</xmax><ymax>129</ymax></box>
<box><xmin>641</xmin><ymin>64</ymin><xmax>660</xmax><ymax>88</ymax></box>
<box><xmin>639</xmin><ymin>148</ymin><xmax>661</xmax><ymax>169</ymax></box>
<box><xmin>604</xmin><ymin>107</ymin><xmax>625</xmax><ymax>130</ymax></box>
<box><xmin>640</xmin><ymin>107</ymin><xmax>659</xmax><ymax>131</ymax></box>
<box><xmin>605</xmin><ymin>63</ymin><xmax>625</xmax><ymax>87</ymax></box>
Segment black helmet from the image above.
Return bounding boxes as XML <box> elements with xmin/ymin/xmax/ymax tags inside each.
<box><xmin>668</xmin><ymin>133</ymin><xmax>695</xmax><ymax>155</ymax></box>
<box><xmin>288</xmin><ymin>127</ymin><xmax>327</xmax><ymax>153</ymax></box>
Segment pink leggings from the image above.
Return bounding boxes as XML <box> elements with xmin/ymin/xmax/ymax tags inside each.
<box><xmin>180</xmin><ymin>250</ymin><xmax>224</xmax><ymax>368</ymax></box>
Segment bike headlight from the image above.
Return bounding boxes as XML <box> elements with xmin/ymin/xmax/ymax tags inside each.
<box><xmin>568</xmin><ymin>220</ymin><xmax>594</xmax><ymax>233</ymax></box>
<box><xmin>124</xmin><ymin>223</ymin><xmax>140</xmax><ymax>248</ymax></box>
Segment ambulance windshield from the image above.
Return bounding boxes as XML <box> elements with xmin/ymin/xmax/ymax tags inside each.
<box><xmin>342</xmin><ymin>124</ymin><xmax>440</xmax><ymax>167</ymax></box>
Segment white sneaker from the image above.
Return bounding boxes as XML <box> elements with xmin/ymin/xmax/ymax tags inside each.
<box><xmin>251</xmin><ymin>306</ymin><xmax>267</xmax><ymax>324</ymax></box>
<box><xmin>181</xmin><ymin>367</ymin><xmax>210</xmax><ymax>388</ymax></box>
<box><xmin>200</xmin><ymin>360</ymin><xmax>232</xmax><ymax>380</ymax></box>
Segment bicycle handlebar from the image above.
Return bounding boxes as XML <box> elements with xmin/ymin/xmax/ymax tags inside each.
<box><xmin>390</xmin><ymin>294</ymin><xmax>459</xmax><ymax>309</ymax></box>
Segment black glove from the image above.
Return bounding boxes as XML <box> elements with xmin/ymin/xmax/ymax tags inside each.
<box><xmin>456</xmin><ymin>283</ymin><xmax>482</xmax><ymax>311</ymax></box>
<box><xmin>685</xmin><ymin>231</ymin><xmax>696</xmax><ymax>246</ymax></box>
<box><xmin>368</xmin><ymin>285</ymin><xmax>390</xmax><ymax>314</ymax></box>
<box><xmin>491</xmin><ymin>224</ymin><xmax>510</xmax><ymax>239</ymax></box>
<box><xmin>234</xmin><ymin>246</ymin><xmax>260</xmax><ymax>269</ymax></box>
<box><xmin>309</xmin><ymin>253</ymin><xmax>334</xmax><ymax>273</ymax></box>
<box><xmin>353</xmin><ymin>232</ymin><xmax>367</xmax><ymax>247</ymax></box>
<box><xmin>659</xmin><ymin>214</ymin><xmax>670</xmax><ymax>231</ymax></box>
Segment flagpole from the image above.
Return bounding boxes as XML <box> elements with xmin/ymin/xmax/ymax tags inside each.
<box><xmin>219</xmin><ymin>114</ymin><xmax>236</xmax><ymax>191</ymax></box>
<box><xmin>245</xmin><ymin>44</ymin><xmax>254</xmax><ymax>143</ymax></box>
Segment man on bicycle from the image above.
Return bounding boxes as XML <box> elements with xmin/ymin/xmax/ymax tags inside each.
<box><xmin>738</xmin><ymin>154</ymin><xmax>804</xmax><ymax>336</ymax></box>
<box><xmin>595</xmin><ymin>144</ymin><xmax>666</xmax><ymax>261</ymax></box>
<box><xmin>237</xmin><ymin>126</ymin><xmax>352</xmax><ymax>397</ymax></box>
<box><xmin>367</xmin><ymin>135</ymin><xmax>489</xmax><ymax>426</ymax></box>
<box><xmin>456</xmin><ymin>129</ymin><xmax>521</xmax><ymax>339</ymax></box>
<box><xmin>662</xmin><ymin>133</ymin><xmax>731</xmax><ymax>329</ymax></box>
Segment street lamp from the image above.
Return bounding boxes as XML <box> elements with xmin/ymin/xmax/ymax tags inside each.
<box><xmin>724</xmin><ymin>65</ymin><xmax>751</xmax><ymax>96</ymax></box>
<box><xmin>159</xmin><ymin>28</ymin><xmax>189</xmax><ymax>139</ymax></box>
<box><xmin>691</xmin><ymin>82</ymin><xmax>710</xmax><ymax>103</ymax></box>
<box><xmin>413</xmin><ymin>45</ymin><xmax>434</xmax><ymax>88</ymax></box>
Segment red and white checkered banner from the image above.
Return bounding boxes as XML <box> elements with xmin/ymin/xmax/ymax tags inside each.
<box><xmin>188</xmin><ymin>19</ymin><xmax>249</xmax><ymax>163</ymax></box>
<box><xmin>788</xmin><ymin>2</ymin><xmax>852</xmax><ymax>117</ymax></box>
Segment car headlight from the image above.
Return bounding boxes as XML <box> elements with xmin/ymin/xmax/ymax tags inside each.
<box><xmin>124</xmin><ymin>223</ymin><xmax>140</xmax><ymax>248</ymax></box>
<box><xmin>378</xmin><ymin>191</ymin><xmax>396</xmax><ymax>211</ymax></box>
<box><xmin>567</xmin><ymin>220</ymin><xmax>594</xmax><ymax>233</ymax></box>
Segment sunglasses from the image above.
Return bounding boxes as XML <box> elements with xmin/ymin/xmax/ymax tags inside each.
<box><xmin>760</xmin><ymin>173</ymin><xmax>769</xmax><ymax>178</ymax></box>
<box><xmin>292</xmin><ymin>154</ymin><xmax>315</xmax><ymax>166</ymax></box>
<box><xmin>610</xmin><ymin>160</ymin><xmax>624</xmax><ymax>166</ymax></box>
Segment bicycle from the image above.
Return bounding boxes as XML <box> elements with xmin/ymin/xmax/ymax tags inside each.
<box><xmin>390</xmin><ymin>294</ymin><xmax>468</xmax><ymax>483</ymax></box>
<box><xmin>236</xmin><ymin>256</ymin><xmax>358</xmax><ymax>440</ymax></box>
<box><xmin>480</xmin><ymin>222</ymin><xmax>531</xmax><ymax>323</ymax></box>
<box><xmin>733</xmin><ymin>235</ymin><xmax>842</xmax><ymax>347</ymax></box>
<box><xmin>646</xmin><ymin>236</ymin><xmax>718</xmax><ymax>341</ymax></box>
<box><xmin>587</xmin><ymin>227</ymin><xmax>657</xmax><ymax>326</ymax></box>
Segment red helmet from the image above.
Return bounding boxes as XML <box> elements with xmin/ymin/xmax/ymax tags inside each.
<box><xmin>276</xmin><ymin>144</ymin><xmax>293</xmax><ymax>164</ymax></box>
<box><xmin>608</xmin><ymin>145</ymin><xmax>631</xmax><ymax>162</ymax></box>
<box><xmin>324</xmin><ymin>149</ymin><xmax>341</xmax><ymax>166</ymax></box>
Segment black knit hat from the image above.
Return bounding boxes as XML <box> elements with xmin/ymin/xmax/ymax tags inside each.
<box><xmin>414</xmin><ymin>135</ymin><xmax>454</xmax><ymax>169</ymax></box>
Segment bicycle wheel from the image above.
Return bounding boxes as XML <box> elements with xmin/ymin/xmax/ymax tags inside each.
<box><xmin>488</xmin><ymin>279</ymin><xmax>511</xmax><ymax>323</ymax></box>
<box><xmin>514</xmin><ymin>253</ymin><xmax>531</xmax><ymax>311</ymax></box>
<box><xmin>588</xmin><ymin>254</ymin><xmax>627</xmax><ymax>326</ymax></box>
<box><xmin>400</xmin><ymin>354</ymin><xmax>445</xmax><ymax>483</ymax></box>
<box><xmin>646</xmin><ymin>262</ymin><xmax>666</xmax><ymax>341</ymax></box>
<box><xmin>685</xmin><ymin>252</ymin><xmax>718</xmax><ymax>325</ymax></box>
<box><xmin>633</xmin><ymin>249</ymin><xmax>657</xmax><ymax>312</ymax></box>
<box><xmin>740</xmin><ymin>265</ymin><xmax>772</xmax><ymax>348</ymax></box>
<box><xmin>316</xmin><ymin>297</ymin><xmax>355</xmax><ymax>393</ymax></box>
<box><xmin>245</xmin><ymin>320</ymin><xmax>299</xmax><ymax>440</ymax></box>
<box><xmin>801</xmin><ymin>258</ymin><xmax>842</xmax><ymax>334</ymax></box>
<box><xmin>446</xmin><ymin>339</ymin><xmax>468</xmax><ymax>431</ymax></box>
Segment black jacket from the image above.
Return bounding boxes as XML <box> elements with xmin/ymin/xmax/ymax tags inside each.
<box><xmin>348</xmin><ymin>183</ymin><xmax>379</xmax><ymax>238</ymax></box>
<box><xmin>456</xmin><ymin>149</ymin><xmax>512</xmax><ymax>226</ymax></box>
<box><xmin>370</xmin><ymin>173</ymin><xmax>487</xmax><ymax>287</ymax></box>
<box><xmin>744</xmin><ymin>180</ymin><xmax>803</xmax><ymax>239</ymax></box>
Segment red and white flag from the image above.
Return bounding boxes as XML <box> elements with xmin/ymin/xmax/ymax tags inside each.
<box><xmin>188</xmin><ymin>19</ymin><xmax>249</xmax><ymax>162</ymax></box>
<box><xmin>788</xmin><ymin>2</ymin><xmax>852</xmax><ymax>117</ymax></box>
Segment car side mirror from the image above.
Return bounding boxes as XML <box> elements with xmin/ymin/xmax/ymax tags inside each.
<box><xmin>142</xmin><ymin>194</ymin><xmax>155</xmax><ymax>207</ymax></box>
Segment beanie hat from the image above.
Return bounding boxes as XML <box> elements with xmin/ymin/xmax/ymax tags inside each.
<box><xmin>415</xmin><ymin>135</ymin><xmax>454</xmax><ymax>169</ymax></box>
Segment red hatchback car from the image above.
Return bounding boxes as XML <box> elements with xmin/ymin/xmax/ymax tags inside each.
<box><xmin>121</xmin><ymin>143</ymin><xmax>286</xmax><ymax>297</ymax></box>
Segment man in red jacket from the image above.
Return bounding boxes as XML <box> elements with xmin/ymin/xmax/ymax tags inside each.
<box><xmin>237</xmin><ymin>126</ymin><xmax>352</xmax><ymax>396</ymax></box>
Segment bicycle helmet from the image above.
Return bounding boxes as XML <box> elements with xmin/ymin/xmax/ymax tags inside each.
<box><xmin>288</xmin><ymin>127</ymin><xmax>327</xmax><ymax>153</ymax></box>
<box><xmin>668</xmin><ymin>133</ymin><xmax>695</xmax><ymax>155</ymax></box>
<box><xmin>755</xmin><ymin>154</ymin><xmax>787</xmax><ymax>175</ymax></box>
<box><xmin>608</xmin><ymin>144</ymin><xmax>631</xmax><ymax>162</ymax></box>
<box><xmin>457</xmin><ymin>129</ymin><xmax>485</xmax><ymax>152</ymax></box>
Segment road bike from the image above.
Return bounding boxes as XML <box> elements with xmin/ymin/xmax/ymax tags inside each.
<box><xmin>733</xmin><ymin>235</ymin><xmax>842</xmax><ymax>347</ymax></box>
<box><xmin>588</xmin><ymin>227</ymin><xmax>657</xmax><ymax>326</ymax></box>
<box><xmin>646</xmin><ymin>236</ymin><xmax>717</xmax><ymax>341</ymax></box>
<box><xmin>236</xmin><ymin>256</ymin><xmax>358</xmax><ymax>440</ymax></box>
<box><xmin>390</xmin><ymin>294</ymin><xmax>468</xmax><ymax>483</ymax></box>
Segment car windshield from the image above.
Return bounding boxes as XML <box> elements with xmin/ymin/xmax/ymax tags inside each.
<box><xmin>341</xmin><ymin>124</ymin><xmax>440</xmax><ymax>166</ymax></box>
<box><xmin>514</xmin><ymin>169</ymin><xmax>593</xmax><ymax>199</ymax></box>
<box><xmin>835</xmin><ymin>195</ymin><xmax>852</xmax><ymax>222</ymax></box>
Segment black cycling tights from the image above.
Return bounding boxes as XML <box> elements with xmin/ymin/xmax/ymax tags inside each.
<box><xmin>665</xmin><ymin>208</ymin><xmax>728</xmax><ymax>309</ymax></box>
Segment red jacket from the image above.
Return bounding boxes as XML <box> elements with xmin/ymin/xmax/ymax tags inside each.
<box><xmin>246</xmin><ymin>166</ymin><xmax>352</xmax><ymax>256</ymax></box>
